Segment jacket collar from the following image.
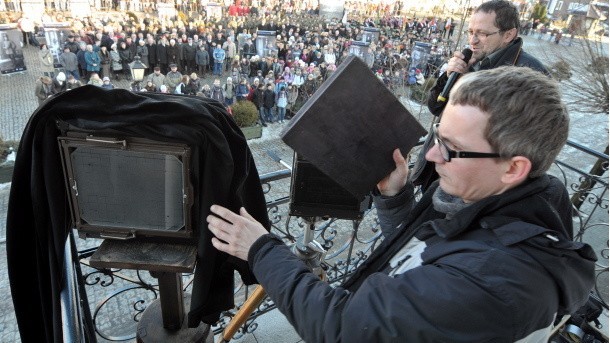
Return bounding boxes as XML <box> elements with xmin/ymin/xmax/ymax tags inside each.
<box><xmin>428</xmin><ymin>175</ymin><xmax>555</xmax><ymax>240</ymax></box>
<box><xmin>475</xmin><ymin>37</ymin><xmax>523</xmax><ymax>70</ymax></box>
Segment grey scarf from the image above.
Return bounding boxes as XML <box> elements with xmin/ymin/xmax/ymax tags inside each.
<box><xmin>432</xmin><ymin>187</ymin><xmax>470</xmax><ymax>219</ymax></box>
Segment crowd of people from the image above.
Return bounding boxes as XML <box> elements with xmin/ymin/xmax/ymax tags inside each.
<box><xmin>27</xmin><ymin>0</ymin><xmax>462</xmax><ymax>125</ymax></box>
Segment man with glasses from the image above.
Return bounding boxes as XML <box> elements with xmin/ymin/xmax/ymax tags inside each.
<box><xmin>414</xmin><ymin>0</ymin><xmax>549</xmax><ymax>189</ymax></box>
<box><xmin>206</xmin><ymin>66</ymin><xmax>595</xmax><ymax>341</ymax></box>
<box><xmin>428</xmin><ymin>0</ymin><xmax>547</xmax><ymax>116</ymax></box>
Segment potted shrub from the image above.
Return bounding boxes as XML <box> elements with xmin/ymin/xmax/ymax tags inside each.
<box><xmin>0</xmin><ymin>138</ymin><xmax>18</xmax><ymax>183</ymax></box>
<box><xmin>231</xmin><ymin>100</ymin><xmax>262</xmax><ymax>140</ymax></box>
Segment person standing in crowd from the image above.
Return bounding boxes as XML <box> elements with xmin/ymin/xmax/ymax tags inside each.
<box><xmin>182</xmin><ymin>37</ymin><xmax>197</xmax><ymax>74</ymax></box>
<box><xmin>118</xmin><ymin>40</ymin><xmax>133</xmax><ymax>81</ymax></box>
<box><xmin>59</xmin><ymin>46</ymin><xmax>79</xmax><ymax>80</ymax></box>
<box><xmin>164</xmin><ymin>63</ymin><xmax>182</xmax><ymax>93</ymax></box>
<box><xmin>213</xmin><ymin>43</ymin><xmax>226</xmax><ymax>76</ymax></box>
<box><xmin>146</xmin><ymin>66</ymin><xmax>165</xmax><ymax>91</ymax></box>
<box><xmin>156</xmin><ymin>37</ymin><xmax>169</xmax><ymax>74</ymax></box>
<box><xmin>186</xmin><ymin>72</ymin><xmax>202</xmax><ymax>95</ymax></box>
<box><xmin>84</xmin><ymin>44</ymin><xmax>101</xmax><ymax>80</ymax></box>
<box><xmin>63</xmin><ymin>35</ymin><xmax>79</xmax><ymax>54</ymax></box>
<box><xmin>223</xmin><ymin>76</ymin><xmax>236</xmax><ymax>107</ymax></box>
<box><xmin>87</xmin><ymin>72</ymin><xmax>103</xmax><ymax>86</ymax></box>
<box><xmin>222</xmin><ymin>36</ymin><xmax>237</xmax><ymax>72</ymax></box>
<box><xmin>76</xmin><ymin>43</ymin><xmax>87</xmax><ymax>80</ymax></box>
<box><xmin>210</xmin><ymin>78</ymin><xmax>225</xmax><ymax>103</ymax></box>
<box><xmin>235</xmin><ymin>78</ymin><xmax>249</xmax><ymax>101</ymax></box>
<box><xmin>18</xmin><ymin>15</ymin><xmax>37</xmax><ymax>47</ymax></box>
<box><xmin>252</xmin><ymin>82</ymin><xmax>267</xmax><ymax>127</ymax></box>
<box><xmin>206</xmin><ymin>66</ymin><xmax>595</xmax><ymax>343</ymax></box>
<box><xmin>287</xmin><ymin>84</ymin><xmax>298</xmax><ymax>112</ymax></box>
<box><xmin>200</xmin><ymin>83</ymin><xmax>212</xmax><ymax>98</ymax></box>
<box><xmin>241</xmin><ymin>37</ymin><xmax>256</xmax><ymax>60</ymax></box>
<box><xmin>144</xmin><ymin>80</ymin><xmax>156</xmax><ymax>92</ymax></box>
<box><xmin>262</xmin><ymin>82</ymin><xmax>275</xmax><ymax>123</ymax></box>
<box><xmin>109</xmin><ymin>44</ymin><xmax>123</xmax><ymax>81</ymax></box>
<box><xmin>145</xmin><ymin>36</ymin><xmax>157</xmax><ymax>72</ymax></box>
<box><xmin>196</xmin><ymin>45</ymin><xmax>210</xmax><ymax>78</ymax></box>
<box><xmin>98</xmin><ymin>45</ymin><xmax>111</xmax><ymax>79</ymax></box>
<box><xmin>136</xmin><ymin>39</ymin><xmax>150</xmax><ymax>75</ymax></box>
<box><xmin>101</xmin><ymin>76</ymin><xmax>114</xmax><ymax>89</ymax></box>
<box><xmin>174</xmin><ymin>74</ymin><xmax>190</xmax><ymax>94</ymax></box>
<box><xmin>275</xmin><ymin>84</ymin><xmax>288</xmax><ymax>123</ymax></box>
<box><xmin>166</xmin><ymin>38</ymin><xmax>180</xmax><ymax>71</ymax></box>
<box><xmin>38</xmin><ymin>44</ymin><xmax>55</xmax><ymax>78</ymax></box>
<box><xmin>34</xmin><ymin>76</ymin><xmax>56</xmax><ymax>106</ymax></box>
<box><xmin>292</xmin><ymin>68</ymin><xmax>304</xmax><ymax>88</ymax></box>
<box><xmin>53</xmin><ymin>72</ymin><xmax>67</xmax><ymax>93</ymax></box>
<box><xmin>65</xmin><ymin>74</ymin><xmax>83</xmax><ymax>90</ymax></box>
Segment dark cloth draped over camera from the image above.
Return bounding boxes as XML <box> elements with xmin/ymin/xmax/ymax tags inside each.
<box><xmin>7</xmin><ymin>85</ymin><xmax>270</xmax><ymax>342</ymax></box>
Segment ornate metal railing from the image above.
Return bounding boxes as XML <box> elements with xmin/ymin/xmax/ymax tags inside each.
<box><xmin>71</xmin><ymin>139</ymin><xmax>608</xmax><ymax>342</ymax></box>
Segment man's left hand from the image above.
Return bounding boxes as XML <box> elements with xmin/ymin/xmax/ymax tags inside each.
<box><xmin>207</xmin><ymin>205</ymin><xmax>268</xmax><ymax>261</ymax></box>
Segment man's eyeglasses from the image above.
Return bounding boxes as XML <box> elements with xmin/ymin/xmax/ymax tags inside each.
<box><xmin>465</xmin><ymin>30</ymin><xmax>501</xmax><ymax>39</ymax></box>
<box><xmin>432</xmin><ymin>124</ymin><xmax>501</xmax><ymax>162</ymax></box>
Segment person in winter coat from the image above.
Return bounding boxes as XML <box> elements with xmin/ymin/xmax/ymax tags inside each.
<box><xmin>196</xmin><ymin>45</ymin><xmax>210</xmax><ymax>77</ymax></box>
<box><xmin>53</xmin><ymin>72</ymin><xmax>67</xmax><ymax>93</ymax></box>
<box><xmin>59</xmin><ymin>47</ymin><xmax>79</xmax><ymax>80</ymax></box>
<box><xmin>262</xmin><ymin>83</ymin><xmax>275</xmax><ymax>123</ymax></box>
<box><xmin>182</xmin><ymin>37</ymin><xmax>197</xmax><ymax>74</ymax></box>
<box><xmin>206</xmin><ymin>66</ymin><xmax>596</xmax><ymax>343</ymax></box>
<box><xmin>251</xmin><ymin>83</ymin><xmax>267</xmax><ymax>127</ymax></box>
<box><xmin>235</xmin><ymin>78</ymin><xmax>249</xmax><ymax>101</ymax></box>
<box><xmin>200</xmin><ymin>83</ymin><xmax>212</xmax><ymax>98</ymax></box>
<box><xmin>275</xmin><ymin>85</ymin><xmax>288</xmax><ymax>123</ymax></box>
<box><xmin>222</xmin><ymin>76</ymin><xmax>236</xmax><ymax>107</ymax></box>
<box><xmin>136</xmin><ymin>40</ymin><xmax>150</xmax><ymax>74</ymax></box>
<box><xmin>185</xmin><ymin>73</ymin><xmax>202</xmax><ymax>95</ymax></box>
<box><xmin>210</xmin><ymin>78</ymin><xmax>225</xmax><ymax>104</ymax></box>
<box><xmin>166</xmin><ymin>39</ymin><xmax>181</xmax><ymax>71</ymax></box>
<box><xmin>109</xmin><ymin>44</ymin><xmax>123</xmax><ymax>81</ymax></box>
<box><xmin>156</xmin><ymin>37</ymin><xmax>169</xmax><ymax>73</ymax></box>
<box><xmin>34</xmin><ymin>76</ymin><xmax>56</xmax><ymax>105</ymax></box>
<box><xmin>84</xmin><ymin>44</ymin><xmax>101</xmax><ymax>80</ymax></box>
<box><xmin>118</xmin><ymin>41</ymin><xmax>133</xmax><ymax>80</ymax></box>
<box><xmin>164</xmin><ymin>63</ymin><xmax>182</xmax><ymax>93</ymax></box>
<box><xmin>146</xmin><ymin>66</ymin><xmax>165</xmax><ymax>91</ymax></box>
<box><xmin>98</xmin><ymin>45</ymin><xmax>111</xmax><ymax>79</ymax></box>
<box><xmin>38</xmin><ymin>44</ymin><xmax>55</xmax><ymax>78</ymax></box>
<box><xmin>212</xmin><ymin>44</ymin><xmax>226</xmax><ymax>76</ymax></box>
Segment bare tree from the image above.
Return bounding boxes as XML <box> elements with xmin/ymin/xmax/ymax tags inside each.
<box><xmin>547</xmin><ymin>32</ymin><xmax>609</xmax><ymax>115</ymax></box>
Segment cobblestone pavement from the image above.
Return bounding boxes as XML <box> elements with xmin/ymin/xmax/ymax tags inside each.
<box><xmin>0</xmin><ymin>33</ymin><xmax>608</xmax><ymax>342</ymax></box>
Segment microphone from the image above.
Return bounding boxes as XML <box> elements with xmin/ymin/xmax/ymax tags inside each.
<box><xmin>436</xmin><ymin>48</ymin><xmax>473</xmax><ymax>103</ymax></box>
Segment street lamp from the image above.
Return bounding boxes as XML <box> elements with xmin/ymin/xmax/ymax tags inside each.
<box><xmin>129</xmin><ymin>55</ymin><xmax>147</xmax><ymax>91</ymax></box>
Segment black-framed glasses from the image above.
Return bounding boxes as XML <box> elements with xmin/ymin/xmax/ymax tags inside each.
<box><xmin>465</xmin><ymin>30</ymin><xmax>501</xmax><ymax>39</ymax></box>
<box><xmin>432</xmin><ymin>124</ymin><xmax>501</xmax><ymax>162</ymax></box>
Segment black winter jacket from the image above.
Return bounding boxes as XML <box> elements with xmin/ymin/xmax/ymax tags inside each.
<box><xmin>7</xmin><ymin>86</ymin><xmax>270</xmax><ymax>342</ymax></box>
<box><xmin>248</xmin><ymin>175</ymin><xmax>596</xmax><ymax>342</ymax></box>
<box><xmin>428</xmin><ymin>37</ymin><xmax>548</xmax><ymax>116</ymax></box>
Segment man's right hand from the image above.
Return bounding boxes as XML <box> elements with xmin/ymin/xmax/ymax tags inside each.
<box><xmin>377</xmin><ymin>148</ymin><xmax>409</xmax><ymax>197</ymax></box>
<box><xmin>445</xmin><ymin>50</ymin><xmax>476</xmax><ymax>76</ymax></box>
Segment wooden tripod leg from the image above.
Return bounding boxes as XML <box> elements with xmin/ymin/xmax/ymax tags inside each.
<box><xmin>217</xmin><ymin>285</ymin><xmax>267</xmax><ymax>343</ymax></box>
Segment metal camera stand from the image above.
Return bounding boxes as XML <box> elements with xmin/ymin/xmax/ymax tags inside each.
<box><xmin>216</xmin><ymin>216</ymin><xmax>327</xmax><ymax>343</ymax></box>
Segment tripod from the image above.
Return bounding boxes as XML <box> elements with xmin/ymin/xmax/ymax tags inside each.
<box><xmin>216</xmin><ymin>216</ymin><xmax>326</xmax><ymax>343</ymax></box>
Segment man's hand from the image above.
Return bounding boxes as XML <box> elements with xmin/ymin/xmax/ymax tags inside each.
<box><xmin>445</xmin><ymin>50</ymin><xmax>476</xmax><ymax>76</ymax></box>
<box><xmin>207</xmin><ymin>205</ymin><xmax>268</xmax><ymax>261</ymax></box>
<box><xmin>376</xmin><ymin>148</ymin><xmax>409</xmax><ymax>196</ymax></box>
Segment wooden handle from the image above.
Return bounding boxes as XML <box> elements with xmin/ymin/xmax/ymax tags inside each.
<box><xmin>218</xmin><ymin>285</ymin><xmax>267</xmax><ymax>342</ymax></box>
